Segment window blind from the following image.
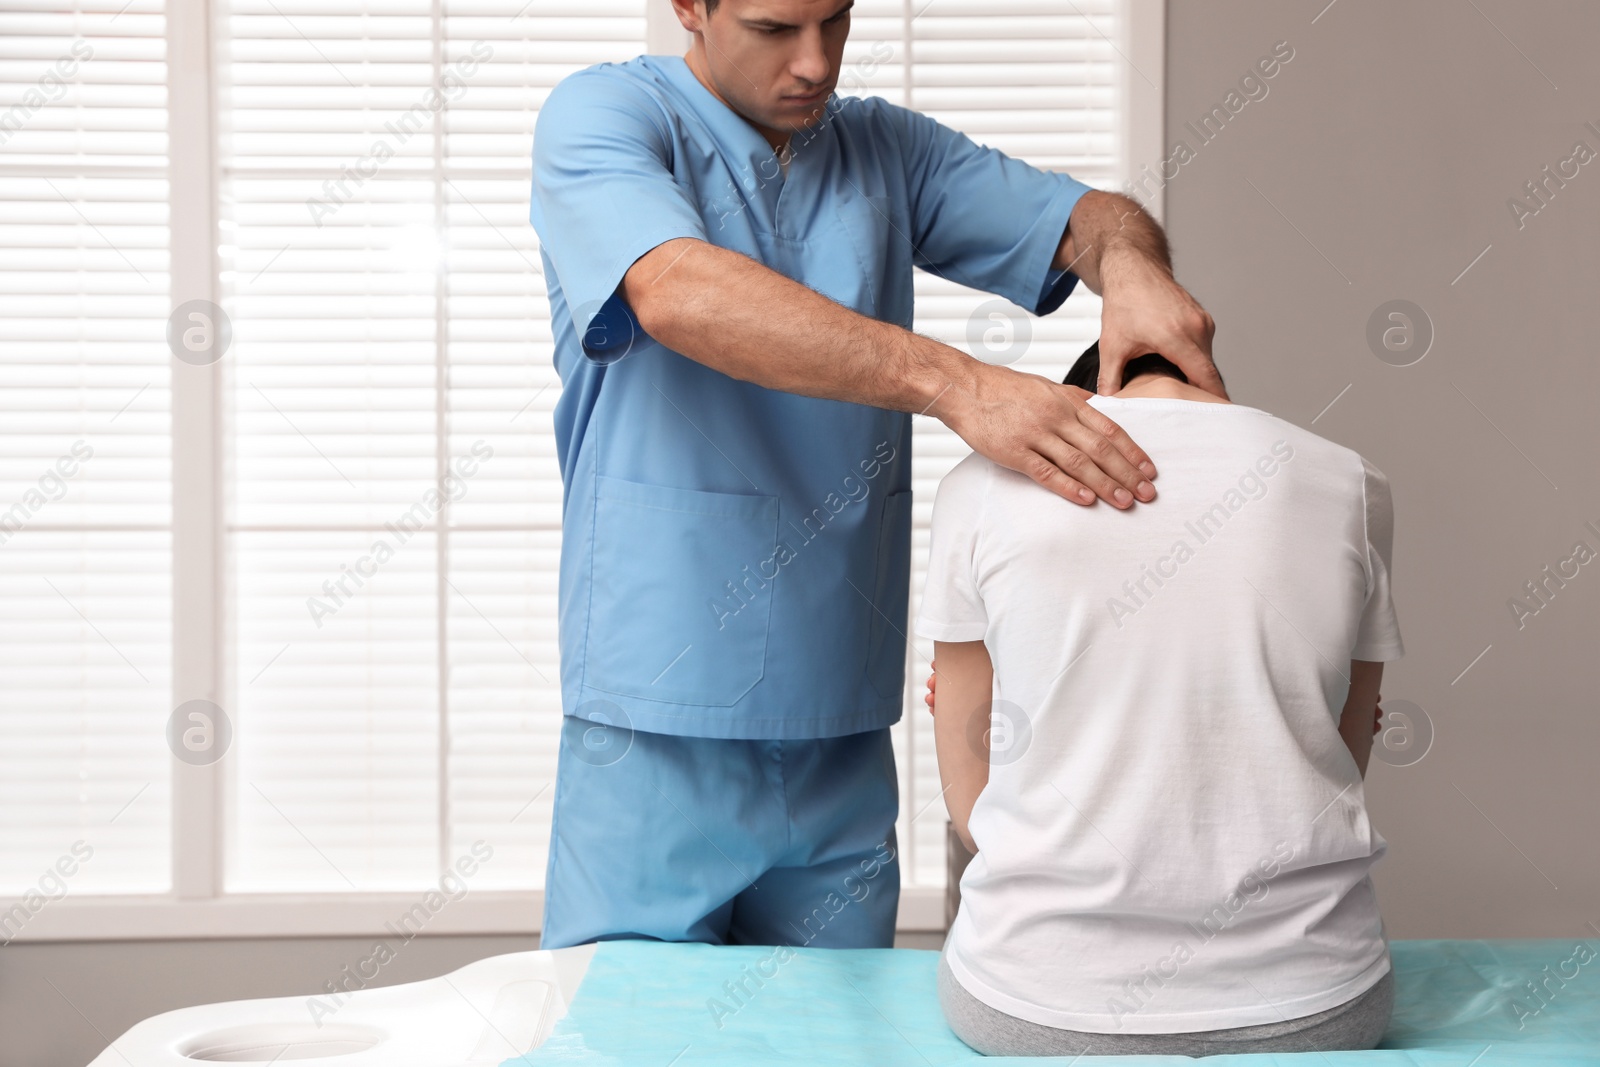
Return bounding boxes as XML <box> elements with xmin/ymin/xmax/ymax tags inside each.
<box><xmin>217</xmin><ymin>0</ymin><xmax>645</xmax><ymax>891</ymax></box>
<box><xmin>216</xmin><ymin>0</ymin><xmax>1120</xmax><ymax>895</ymax></box>
<box><xmin>3</xmin><ymin>0</ymin><xmax>1128</xmax><ymax>914</ymax></box>
<box><xmin>0</xmin><ymin>1</ymin><xmax>173</xmax><ymax>899</ymax></box>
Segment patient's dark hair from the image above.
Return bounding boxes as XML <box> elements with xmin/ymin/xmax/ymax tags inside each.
<box><xmin>1062</xmin><ymin>341</ymin><xmax>1194</xmax><ymax>392</ymax></box>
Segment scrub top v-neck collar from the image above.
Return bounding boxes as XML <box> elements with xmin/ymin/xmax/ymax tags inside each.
<box><xmin>656</xmin><ymin>55</ymin><xmax>826</xmax><ymax>238</ymax></box>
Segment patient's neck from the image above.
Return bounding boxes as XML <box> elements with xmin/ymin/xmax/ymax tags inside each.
<box><xmin>1112</xmin><ymin>373</ymin><xmax>1231</xmax><ymax>405</ymax></box>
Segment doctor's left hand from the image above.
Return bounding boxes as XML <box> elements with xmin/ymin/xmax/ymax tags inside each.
<box><xmin>1054</xmin><ymin>190</ymin><xmax>1224</xmax><ymax>400</ymax></box>
<box><xmin>1096</xmin><ymin>246</ymin><xmax>1223</xmax><ymax>400</ymax></box>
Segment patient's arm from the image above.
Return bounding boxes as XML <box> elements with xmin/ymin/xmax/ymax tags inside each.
<box><xmin>933</xmin><ymin>640</ymin><xmax>996</xmax><ymax>855</ymax></box>
<box><xmin>1337</xmin><ymin>660</ymin><xmax>1384</xmax><ymax>778</ymax></box>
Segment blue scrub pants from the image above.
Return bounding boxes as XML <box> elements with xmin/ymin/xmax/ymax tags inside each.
<box><xmin>540</xmin><ymin>716</ymin><xmax>901</xmax><ymax>949</ymax></box>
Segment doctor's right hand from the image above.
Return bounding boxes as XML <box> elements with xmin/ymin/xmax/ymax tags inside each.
<box><xmin>935</xmin><ymin>362</ymin><xmax>1158</xmax><ymax>509</ymax></box>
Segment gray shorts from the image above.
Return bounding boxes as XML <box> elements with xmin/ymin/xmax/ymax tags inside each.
<box><xmin>937</xmin><ymin>950</ymin><xmax>1394</xmax><ymax>1057</ymax></box>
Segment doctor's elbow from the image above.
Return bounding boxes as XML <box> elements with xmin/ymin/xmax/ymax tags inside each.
<box><xmin>622</xmin><ymin>237</ymin><xmax>703</xmax><ymax>341</ymax></box>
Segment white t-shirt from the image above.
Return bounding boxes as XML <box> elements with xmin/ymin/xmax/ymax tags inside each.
<box><xmin>916</xmin><ymin>395</ymin><xmax>1404</xmax><ymax>1035</ymax></box>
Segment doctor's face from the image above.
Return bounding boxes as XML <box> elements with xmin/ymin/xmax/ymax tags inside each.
<box><xmin>679</xmin><ymin>0</ymin><xmax>852</xmax><ymax>146</ymax></box>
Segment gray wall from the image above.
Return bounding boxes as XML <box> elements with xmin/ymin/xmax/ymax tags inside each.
<box><xmin>1163</xmin><ymin>1</ymin><xmax>1600</xmax><ymax>939</ymax></box>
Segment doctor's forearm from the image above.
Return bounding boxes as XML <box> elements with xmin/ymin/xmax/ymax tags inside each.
<box><xmin>623</xmin><ymin>237</ymin><xmax>977</xmax><ymax>414</ymax></box>
<box><xmin>1053</xmin><ymin>189</ymin><xmax>1172</xmax><ymax>296</ymax></box>
<box><xmin>623</xmin><ymin>236</ymin><xmax>1163</xmax><ymax>509</ymax></box>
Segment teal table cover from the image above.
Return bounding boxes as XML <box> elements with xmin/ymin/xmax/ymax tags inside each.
<box><xmin>510</xmin><ymin>938</ymin><xmax>1600</xmax><ymax>1065</ymax></box>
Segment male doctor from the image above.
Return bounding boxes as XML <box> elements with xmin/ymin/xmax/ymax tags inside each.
<box><xmin>529</xmin><ymin>0</ymin><xmax>1222</xmax><ymax>949</ymax></box>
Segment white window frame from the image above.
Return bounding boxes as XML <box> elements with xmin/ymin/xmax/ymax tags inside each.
<box><xmin>18</xmin><ymin>0</ymin><xmax>1162</xmax><ymax>943</ymax></box>
<box><xmin>1123</xmin><ymin>0</ymin><xmax>1167</xmax><ymax>222</ymax></box>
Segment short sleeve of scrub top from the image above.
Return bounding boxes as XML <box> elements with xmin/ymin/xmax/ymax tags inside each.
<box><xmin>872</xmin><ymin>101</ymin><xmax>1095</xmax><ymax>317</ymax></box>
<box><xmin>531</xmin><ymin>69</ymin><xmax>709</xmax><ymax>364</ymax></box>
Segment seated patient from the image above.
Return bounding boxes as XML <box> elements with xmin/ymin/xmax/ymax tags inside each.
<box><xmin>917</xmin><ymin>344</ymin><xmax>1403</xmax><ymax>1058</ymax></box>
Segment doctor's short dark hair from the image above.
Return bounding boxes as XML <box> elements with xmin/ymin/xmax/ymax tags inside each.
<box><xmin>1062</xmin><ymin>341</ymin><xmax>1196</xmax><ymax>392</ymax></box>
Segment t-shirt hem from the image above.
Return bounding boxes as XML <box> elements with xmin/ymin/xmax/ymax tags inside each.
<box><xmin>944</xmin><ymin>939</ymin><xmax>1393</xmax><ymax>1035</ymax></box>
<box><xmin>914</xmin><ymin>617</ymin><xmax>988</xmax><ymax>642</ymax></box>
<box><xmin>569</xmin><ymin>697</ymin><xmax>903</xmax><ymax>740</ymax></box>
<box><xmin>1351</xmin><ymin>638</ymin><xmax>1405</xmax><ymax>661</ymax></box>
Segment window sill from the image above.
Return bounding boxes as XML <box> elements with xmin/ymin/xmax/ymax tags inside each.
<box><xmin>6</xmin><ymin>887</ymin><xmax>946</xmax><ymax>943</ymax></box>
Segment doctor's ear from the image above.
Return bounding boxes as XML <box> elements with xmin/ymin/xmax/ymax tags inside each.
<box><xmin>672</xmin><ymin>0</ymin><xmax>717</xmax><ymax>32</ymax></box>
<box><xmin>667</xmin><ymin>1</ymin><xmax>695</xmax><ymax>32</ymax></box>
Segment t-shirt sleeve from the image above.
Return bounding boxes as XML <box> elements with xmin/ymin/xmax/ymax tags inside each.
<box><xmin>1352</xmin><ymin>457</ymin><xmax>1405</xmax><ymax>661</ymax></box>
<box><xmin>530</xmin><ymin>68</ymin><xmax>708</xmax><ymax>363</ymax></box>
<box><xmin>915</xmin><ymin>456</ymin><xmax>990</xmax><ymax>642</ymax></box>
<box><xmin>881</xmin><ymin>100</ymin><xmax>1095</xmax><ymax>316</ymax></box>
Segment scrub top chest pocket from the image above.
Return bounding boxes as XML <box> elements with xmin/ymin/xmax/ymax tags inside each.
<box><xmin>835</xmin><ymin>193</ymin><xmax>912</xmax><ymax>327</ymax></box>
<box><xmin>584</xmin><ymin>474</ymin><xmax>780</xmax><ymax>707</ymax></box>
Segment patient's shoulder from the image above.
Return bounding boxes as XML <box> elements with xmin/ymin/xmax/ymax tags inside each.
<box><xmin>930</xmin><ymin>452</ymin><xmax>996</xmax><ymax>514</ymax></box>
<box><xmin>1229</xmin><ymin>406</ymin><xmax>1370</xmax><ymax>478</ymax></box>
<box><xmin>938</xmin><ymin>450</ymin><xmax>991</xmax><ymax>492</ymax></box>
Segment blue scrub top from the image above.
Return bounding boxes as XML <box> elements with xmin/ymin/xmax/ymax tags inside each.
<box><xmin>531</xmin><ymin>54</ymin><xmax>1092</xmax><ymax>739</ymax></box>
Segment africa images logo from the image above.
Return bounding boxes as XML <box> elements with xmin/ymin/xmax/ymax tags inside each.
<box><xmin>1106</xmin><ymin>441</ymin><xmax>1295</xmax><ymax>628</ymax></box>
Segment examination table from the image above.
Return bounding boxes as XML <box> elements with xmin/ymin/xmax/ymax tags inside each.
<box><xmin>88</xmin><ymin>938</ymin><xmax>1600</xmax><ymax>1065</ymax></box>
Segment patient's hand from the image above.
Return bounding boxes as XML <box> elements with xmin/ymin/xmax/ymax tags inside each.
<box><xmin>924</xmin><ymin>658</ymin><xmax>937</xmax><ymax>713</ymax></box>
